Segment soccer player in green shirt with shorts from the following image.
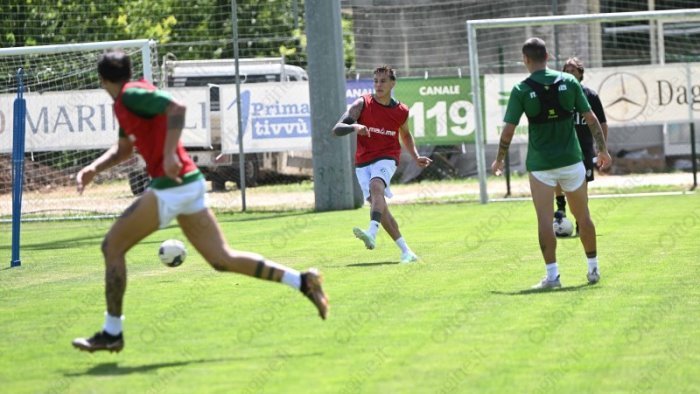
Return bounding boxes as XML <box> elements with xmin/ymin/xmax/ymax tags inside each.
<box><xmin>491</xmin><ymin>38</ymin><xmax>612</xmax><ymax>289</ymax></box>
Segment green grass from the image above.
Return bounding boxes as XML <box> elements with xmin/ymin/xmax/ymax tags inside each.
<box><xmin>1</xmin><ymin>194</ymin><xmax>699</xmax><ymax>393</ymax></box>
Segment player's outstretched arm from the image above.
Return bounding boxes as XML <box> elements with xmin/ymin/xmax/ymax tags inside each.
<box><xmin>332</xmin><ymin>98</ymin><xmax>368</xmax><ymax>137</ymax></box>
<box><xmin>77</xmin><ymin>137</ymin><xmax>134</xmax><ymax>194</ymax></box>
<box><xmin>492</xmin><ymin>123</ymin><xmax>516</xmax><ymax>176</ymax></box>
<box><xmin>399</xmin><ymin>121</ymin><xmax>432</xmax><ymax>168</ymax></box>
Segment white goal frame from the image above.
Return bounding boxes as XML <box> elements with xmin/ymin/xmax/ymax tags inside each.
<box><xmin>0</xmin><ymin>39</ymin><xmax>155</xmax><ymax>82</ymax></box>
<box><xmin>467</xmin><ymin>9</ymin><xmax>700</xmax><ymax>204</ymax></box>
<box><xmin>0</xmin><ymin>39</ymin><xmax>155</xmax><ymax>223</ymax></box>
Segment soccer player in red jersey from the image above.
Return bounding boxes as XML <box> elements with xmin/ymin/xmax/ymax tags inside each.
<box><xmin>72</xmin><ymin>50</ymin><xmax>328</xmax><ymax>353</ymax></box>
<box><xmin>332</xmin><ymin>65</ymin><xmax>432</xmax><ymax>263</ymax></box>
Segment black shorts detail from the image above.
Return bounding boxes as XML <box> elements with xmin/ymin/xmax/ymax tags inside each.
<box><xmin>582</xmin><ymin>152</ymin><xmax>595</xmax><ymax>182</ymax></box>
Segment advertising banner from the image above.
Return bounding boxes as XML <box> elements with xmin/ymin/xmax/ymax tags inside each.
<box><xmin>393</xmin><ymin>77</ymin><xmax>476</xmax><ymax>144</ymax></box>
<box><xmin>346</xmin><ymin>79</ymin><xmax>373</xmax><ymax>106</ymax></box>
<box><xmin>0</xmin><ymin>87</ymin><xmax>210</xmax><ymax>153</ymax></box>
<box><xmin>484</xmin><ymin>63</ymin><xmax>700</xmax><ymax>143</ymax></box>
<box><xmin>220</xmin><ymin>82</ymin><xmax>312</xmax><ymax>153</ymax></box>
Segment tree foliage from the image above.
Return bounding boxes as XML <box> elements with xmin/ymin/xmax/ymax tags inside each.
<box><xmin>0</xmin><ymin>0</ymin><xmax>322</xmax><ymax>66</ymax></box>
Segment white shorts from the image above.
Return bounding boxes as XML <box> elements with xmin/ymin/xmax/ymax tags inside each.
<box><xmin>530</xmin><ymin>162</ymin><xmax>586</xmax><ymax>192</ymax></box>
<box><xmin>151</xmin><ymin>178</ymin><xmax>208</xmax><ymax>228</ymax></box>
<box><xmin>355</xmin><ymin>159</ymin><xmax>397</xmax><ymax>201</ymax></box>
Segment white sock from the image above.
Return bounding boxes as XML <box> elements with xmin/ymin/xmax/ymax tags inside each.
<box><xmin>587</xmin><ymin>257</ymin><xmax>598</xmax><ymax>273</ymax></box>
<box><xmin>368</xmin><ymin>220</ymin><xmax>380</xmax><ymax>238</ymax></box>
<box><xmin>103</xmin><ymin>312</ymin><xmax>124</xmax><ymax>336</ymax></box>
<box><xmin>546</xmin><ymin>263</ymin><xmax>559</xmax><ymax>281</ymax></box>
<box><xmin>281</xmin><ymin>270</ymin><xmax>301</xmax><ymax>290</ymax></box>
<box><xmin>395</xmin><ymin>237</ymin><xmax>410</xmax><ymax>254</ymax></box>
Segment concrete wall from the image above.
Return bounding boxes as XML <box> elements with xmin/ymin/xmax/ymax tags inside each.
<box><xmin>344</xmin><ymin>0</ymin><xmax>599</xmax><ymax>77</ymax></box>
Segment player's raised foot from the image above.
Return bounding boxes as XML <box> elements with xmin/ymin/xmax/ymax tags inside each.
<box><xmin>531</xmin><ymin>275</ymin><xmax>561</xmax><ymax>290</ymax></box>
<box><xmin>400</xmin><ymin>251</ymin><xmax>419</xmax><ymax>264</ymax></box>
<box><xmin>587</xmin><ymin>268</ymin><xmax>600</xmax><ymax>284</ymax></box>
<box><xmin>72</xmin><ymin>331</ymin><xmax>124</xmax><ymax>353</ymax></box>
<box><xmin>353</xmin><ymin>227</ymin><xmax>376</xmax><ymax>250</ymax></box>
<box><xmin>300</xmin><ymin>268</ymin><xmax>329</xmax><ymax>320</ymax></box>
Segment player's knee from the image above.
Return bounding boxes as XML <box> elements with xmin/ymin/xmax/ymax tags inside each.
<box><xmin>578</xmin><ymin>215</ymin><xmax>595</xmax><ymax>230</ymax></box>
<box><xmin>208</xmin><ymin>260</ymin><xmax>228</xmax><ymax>272</ymax></box>
<box><xmin>101</xmin><ymin>236</ymin><xmax>125</xmax><ymax>260</ymax></box>
<box><xmin>202</xmin><ymin>250</ymin><xmax>228</xmax><ymax>271</ymax></box>
<box><xmin>369</xmin><ymin>179</ymin><xmax>385</xmax><ymax>193</ymax></box>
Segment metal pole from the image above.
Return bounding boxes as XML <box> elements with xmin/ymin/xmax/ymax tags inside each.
<box><xmin>0</xmin><ymin>39</ymin><xmax>151</xmax><ymax>56</ymax></box>
<box><xmin>293</xmin><ymin>0</ymin><xmax>299</xmax><ymax>29</ymax></box>
<box><xmin>552</xmin><ymin>0</ymin><xmax>559</xmax><ymax>70</ymax></box>
<box><xmin>231</xmin><ymin>0</ymin><xmax>246</xmax><ymax>211</ymax></box>
<box><xmin>140</xmin><ymin>41</ymin><xmax>153</xmax><ymax>82</ymax></box>
<box><xmin>467</xmin><ymin>9</ymin><xmax>700</xmax><ymax>30</ymax></box>
<box><xmin>648</xmin><ymin>0</ymin><xmax>657</xmax><ymax>64</ymax></box>
<box><xmin>499</xmin><ymin>47</ymin><xmax>511</xmax><ymax>198</ymax></box>
<box><xmin>691</xmin><ymin>123</ymin><xmax>697</xmax><ymax>190</ymax></box>
<box><xmin>467</xmin><ymin>21</ymin><xmax>488</xmax><ymax>204</ymax></box>
<box><xmin>11</xmin><ymin>69</ymin><xmax>26</xmax><ymax>268</ymax></box>
<box><xmin>688</xmin><ymin>61</ymin><xmax>698</xmax><ymax>190</ymax></box>
<box><xmin>305</xmin><ymin>0</ymin><xmax>358</xmax><ymax>211</ymax></box>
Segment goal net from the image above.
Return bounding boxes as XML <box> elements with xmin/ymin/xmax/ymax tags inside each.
<box><xmin>0</xmin><ymin>39</ymin><xmax>156</xmax><ymax>219</ymax></box>
<box><xmin>466</xmin><ymin>9</ymin><xmax>700</xmax><ymax>203</ymax></box>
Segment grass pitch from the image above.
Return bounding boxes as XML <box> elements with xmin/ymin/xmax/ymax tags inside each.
<box><xmin>1</xmin><ymin>193</ymin><xmax>698</xmax><ymax>393</ymax></box>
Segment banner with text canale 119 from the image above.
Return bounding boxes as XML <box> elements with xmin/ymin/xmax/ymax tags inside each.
<box><xmin>393</xmin><ymin>77</ymin><xmax>476</xmax><ymax>144</ymax></box>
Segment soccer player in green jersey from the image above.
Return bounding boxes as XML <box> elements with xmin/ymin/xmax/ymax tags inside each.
<box><xmin>491</xmin><ymin>38</ymin><xmax>612</xmax><ymax>289</ymax></box>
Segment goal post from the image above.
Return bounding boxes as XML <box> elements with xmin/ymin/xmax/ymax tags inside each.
<box><xmin>0</xmin><ymin>39</ymin><xmax>154</xmax><ymax>80</ymax></box>
<box><xmin>11</xmin><ymin>69</ymin><xmax>26</xmax><ymax>267</ymax></box>
<box><xmin>467</xmin><ymin>9</ymin><xmax>700</xmax><ymax>204</ymax></box>
<box><xmin>1</xmin><ymin>39</ymin><xmax>155</xmax><ymax>267</ymax></box>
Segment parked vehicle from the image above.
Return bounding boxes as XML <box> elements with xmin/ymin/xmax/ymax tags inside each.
<box><xmin>128</xmin><ymin>57</ymin><xmax>312</xmax><ymax>194</ymax></box>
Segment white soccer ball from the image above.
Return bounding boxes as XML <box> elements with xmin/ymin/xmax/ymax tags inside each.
<box><xmin>159</xmin><ymin>239</ymin><xmax>187</xmax><ymax>267</ymax></box>
<box><xmin>553</xmin><ymin>217</ymin><xmax>574</xmax><ymax>237</ymax></box>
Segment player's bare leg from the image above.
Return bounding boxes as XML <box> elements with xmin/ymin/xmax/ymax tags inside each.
<box><xmin>529</xmin><ymin>174</ymin><xmax>561</xmax><ymax>289</ymax></box>
<box><xmin>353</xmin><ymin>177</ymin><xmax>387</xmax><ymax>250</ymax></box>
<box><xmin>368</xmin><ymin>177</ymin><xmax>388</xmax><ymax>214</ymax></box>
<box><xmin>564</xmin><ymin>182</ymin><xmax>600</xmax><ymax>283</ymax></box>
<box><xmin>380</xmin><ymin>207</ymin><xmax>400</xmax><ymax>240</ymax></box>
<box><xmin>381</xmin><ymin>208</ymin><xmax>418</xmax><ymax>263</ymax></box>
<box><xmin>178</xmin><ymin>209</ymin><xmax>328</xmax><ymax>319</ymax></box>
<box><xmin>72</xmin><ymin>191</ymin><xmax>160</xmax><ymax>352</ymax></box>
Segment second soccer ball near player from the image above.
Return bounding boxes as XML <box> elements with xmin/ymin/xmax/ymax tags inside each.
<box><xmin>553</xmin><ymin>217</ymin><xmax>574</xmax><ymax>237</ymax></box>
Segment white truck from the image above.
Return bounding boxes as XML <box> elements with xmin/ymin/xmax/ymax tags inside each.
<box><xmin>157</xmin><ymin>56</ymin><xmax>312</xmax><ymax>192</ymax></box>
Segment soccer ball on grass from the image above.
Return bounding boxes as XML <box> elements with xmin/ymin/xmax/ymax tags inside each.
<box><xmin>553</xmin><ymin>217</ymin><xmax>574</xmax><ymax>237</ymax></box>
<box><xmin>159</xmin><ymin>239</ymin><xmax>187</xmax><ymax>267</ymax></box>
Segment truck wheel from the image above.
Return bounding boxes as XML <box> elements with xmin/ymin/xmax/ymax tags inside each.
<box><xmin>210</xmin><ymin>174</ymin><xmax>227</xmax><ymax>191</ymax></box>
<box><xmin>236</xmin><ymin>159</ymin><xmax>259</xmax><ymax>188</ymax></box>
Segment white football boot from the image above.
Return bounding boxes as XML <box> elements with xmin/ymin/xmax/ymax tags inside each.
<box><xmin>532</xmin><ymin>275</ymin><xmax>562</xmax><ymax>289</ymax></box>
<box><xmin>353</xmin><ymin>227</ymin><xmax>376</xmax><ymax>250</ymax></box>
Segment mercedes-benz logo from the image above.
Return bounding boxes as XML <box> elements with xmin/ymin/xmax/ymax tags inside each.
<box><xmin>598</xmin><ymin>72</ymin><xmax>648</xmax><ymax>122</ymax></box>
